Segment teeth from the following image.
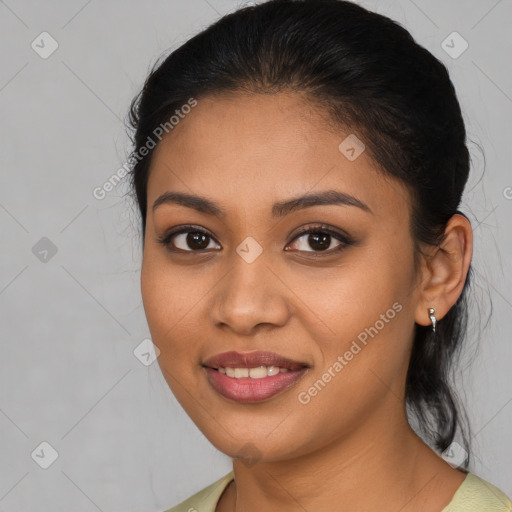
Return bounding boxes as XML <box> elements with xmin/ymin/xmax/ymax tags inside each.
<box><xmin>218</xmin><ymin>366</ymin><xmax>291</xmax><ymax>378</ymax></box>
<box><xmin>234</xmin><ymin>368</ymin><xmax>249</xmax><ymax>378</ymax></box>
<box><xmin>266</xmin><ymin>366</ymin><xmax>280</xmax><ymax>376</ymax></box>
<box><xmin>249</xmin><ymin>366</ymin><xmax>269</xmax><ymax>379</ymax></box>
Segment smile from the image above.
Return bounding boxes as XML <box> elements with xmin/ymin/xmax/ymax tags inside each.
<box><xmin>202</xmin><ymin>350</ymin><xmax>310</xmax><ymax>403</ymax></box>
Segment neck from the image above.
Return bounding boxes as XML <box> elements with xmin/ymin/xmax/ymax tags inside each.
<box><xmin>223</xmin><ymin>397</ymin><xmax>462</xmax><ymax>512</ymax></box>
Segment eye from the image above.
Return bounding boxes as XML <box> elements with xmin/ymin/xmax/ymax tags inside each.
<box><xmin>157</xmin><ymin>223</ymin><xmax>353</xmax><ymax>254</ymax></box>
<box><xmin>286</xmin><ymin>224</ymin><xmax>353</xmax><ymax>254</ymax></box>
<box><xmin>157</xmin><ymin>225</ymin><xmax>221</xmax><ymax>252</ymax></box>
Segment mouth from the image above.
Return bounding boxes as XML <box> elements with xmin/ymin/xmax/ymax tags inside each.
<box><xmin>202</xmin><ymin>351</ymin><xmax>310</xmax><ymax>403</ymax></box>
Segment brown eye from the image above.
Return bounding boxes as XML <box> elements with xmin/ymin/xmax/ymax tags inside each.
<box><xmin>158</xmin><ymin>226</ymin><xmax>221</xmax><ymax>252</ymax></box>
<box><xmin>309</xmin><ymin>233</ymin><xmax>331</xmax><ymax>251</ymax></box>
<box><xmin>287</xmin><ymin>224</ymin><xmax>353</xmax><ymax>254</ymax></box>
<box><xmin>179</xmin><ymin>232</ymin><xmax>211</xmax><ymax>250</ymax></box>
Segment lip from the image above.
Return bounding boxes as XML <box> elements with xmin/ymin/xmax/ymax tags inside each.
<box><xmin>202</xmin><ymin>351</ymin><xmax>309</xmax><ymax>403</ymax></box>
<box><xmin>203</xmin><ymin>350</ymin><xmax>308</xmax><ymax>370</ymax></box>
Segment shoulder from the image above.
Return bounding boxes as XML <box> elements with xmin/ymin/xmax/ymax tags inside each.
<box><xmin>442</xmin><ymin>472</ymin><xmax>512</xmax><ymax>512</ymax></box>
<box><xmin>162</xmin><ymin>471</ymin><xmax>234</xmax><ymax>512</ymax></box>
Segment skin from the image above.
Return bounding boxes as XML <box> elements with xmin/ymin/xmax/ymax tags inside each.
<box><xmin>140</xmin><ymin>91</ymin><xmax>473</xmax><ymax>512</ymax></box>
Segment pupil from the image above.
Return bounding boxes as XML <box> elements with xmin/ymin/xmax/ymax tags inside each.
<box><xmin>188</xmin><ymin>232</ymin><xmax>209</xmax><ymax>249</ymax></box>
<box><xmin>309</xmin><ymin>233</ymin><xmax>330</xmax><ymax>251</ymax></box>
<box><xmin>184</xmin><ymin>232</ymin><xmax>332</xmax><ymax>251</ymax></box>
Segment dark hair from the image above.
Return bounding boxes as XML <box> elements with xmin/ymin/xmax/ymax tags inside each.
<box><xmin>127</xmin><ymin>0</ymin><xmax>473</xmax><ymax>467</ymax></box>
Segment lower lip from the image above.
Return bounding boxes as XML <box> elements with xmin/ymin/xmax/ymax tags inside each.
<box><xmin>204</xmin><ymin>367</ymin><xmax>308</xmax><ymax>403</ymax></box>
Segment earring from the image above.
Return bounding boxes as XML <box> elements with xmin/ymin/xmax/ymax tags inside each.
<box><xmin>428</xmin><ymin>308</ymin><xmax>437</xmax><ymax>333</ymax></box>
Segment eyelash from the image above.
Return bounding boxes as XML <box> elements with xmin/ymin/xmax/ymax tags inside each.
<box><xmin>156</xmin><ymin>223</ymin><xmax>354</xmax><ymax>256</ymax></box>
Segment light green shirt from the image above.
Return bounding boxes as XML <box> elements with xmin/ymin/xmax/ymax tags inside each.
<box><xmin>164</xmin><ymin>471</ymin><xmax>512</xmax><ymax>511</ymax></box>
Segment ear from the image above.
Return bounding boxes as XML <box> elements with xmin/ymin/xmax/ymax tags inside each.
<box><xmin>414</xmin><ymin>213</ymin><xmax>473</xmax><ymax>327</ymax></box>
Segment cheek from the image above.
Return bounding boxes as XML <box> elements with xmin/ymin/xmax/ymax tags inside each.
<box><xmin>141</xmin><ymin>257</ymin><xmax>208</xmax><ymax>414</ymax></box>
<box><xmin>140</xmin><ymin>254</ymin><xmax>197</xmax><ymax>360</ymax></box>
<box><xmin>141</xmin><ymin>257</ymin><xmax>171</xmax><ymax>335</ymax></box>
<box><xmin>301</xmin><ymin>240</ymin><xmax>414</xmax><ymax>337</ymax></box>
<box><xmin>300</xmin><ymin>235</ymin><xmax>417</xmax><ymax>386</ymax></box>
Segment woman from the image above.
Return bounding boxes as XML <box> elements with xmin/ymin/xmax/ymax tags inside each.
<box><xmin>127</xmin><ymin>0</ymin><xmax>512</xmax><ymax>510</ymax></box>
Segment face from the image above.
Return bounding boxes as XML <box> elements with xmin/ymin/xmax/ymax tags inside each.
<box><xmin>141</xmin><ymin>91</ymin><xmax>421</xmax><ymax>463</ymax></box>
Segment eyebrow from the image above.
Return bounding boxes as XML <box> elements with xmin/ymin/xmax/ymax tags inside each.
<box><xmin>152</xmin><ymin>189</ymin><xmax>372</xmax><ymax>217</ymax></box>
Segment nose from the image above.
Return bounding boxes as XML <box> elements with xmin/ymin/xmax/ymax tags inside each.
<box><xmin>208</xmin><ymin>256</ymin><xmax>291</xmax><ymax>336</ymax></box>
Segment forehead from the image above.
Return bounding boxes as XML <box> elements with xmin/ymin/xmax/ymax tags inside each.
<box><xmin>146</xmin><ymin>92</ymin><xmax>411</xmax><ymax>220</ymax></box>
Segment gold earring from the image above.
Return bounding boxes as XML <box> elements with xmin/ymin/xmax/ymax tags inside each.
<box><xmin>428</xmin><ymin>308</ymin><xmax>437</xmax><ymax>333</ymax></box>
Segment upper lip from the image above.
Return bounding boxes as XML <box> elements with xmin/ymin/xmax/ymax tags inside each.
<box><xmin>203</xmin><ymin>351</ymin><xmax>309</xmax><ymax>370</ymax></box>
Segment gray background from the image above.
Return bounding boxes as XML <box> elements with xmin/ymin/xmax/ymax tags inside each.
<box><xmin>0</xmin><ymin>0</ymin><xmax>511</xmax><ymax>510</ymax></box>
